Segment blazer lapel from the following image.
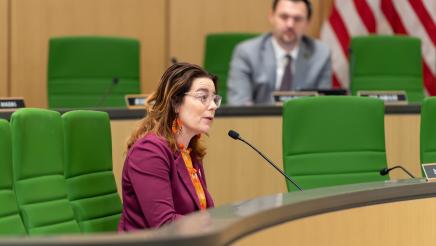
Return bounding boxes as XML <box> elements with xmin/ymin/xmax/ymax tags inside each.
<box><xmin>294</xmin><ymin>38</ymin><xmax>314</xmax><ymax>90</ymax></box>
<box><xmin>175</xmin><ymin>153</ymin><xmax>201</xmax><ymax>209</ymax></box>
<box><xmin>261</xmin><ymin>35</ymin><xmax>277</xmax><ymax>89</ymax></box>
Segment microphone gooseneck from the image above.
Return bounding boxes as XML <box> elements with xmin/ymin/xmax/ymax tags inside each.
<box><xmin>171</xmin><ymin>57</ymin><xmax>179</xmax><ymax>65</ymax></box>
<box><xmin>228</xmin><ymin>130</ymin><xmax>303</xmax><ymax>191</ymax></box>
<box><xmin>379</xmin><ymin>165</ymin><xmax>415</xmax><ymax>178</ymax></box>
<box><xmin>96</xmin><ymin>77</ymin><xmax>119</xmax><ymax>107</ymax></box>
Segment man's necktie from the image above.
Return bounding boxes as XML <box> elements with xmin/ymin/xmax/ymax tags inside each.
<box><xmin>280</xmin><ymin>54</ymin><xmax>292</xmax><ymax>91</ymax></box>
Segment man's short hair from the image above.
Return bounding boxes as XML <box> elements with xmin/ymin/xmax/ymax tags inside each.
<box><xmin>272</xmin><ymin>0</ymin><xmax>313</xmax><ymax>20</ymax></box>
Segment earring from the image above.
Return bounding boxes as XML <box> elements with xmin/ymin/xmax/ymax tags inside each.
<box><xmin>172</xmin><ymin>118</ymin><xmax>182</xmax><ymax>134</ymax></box>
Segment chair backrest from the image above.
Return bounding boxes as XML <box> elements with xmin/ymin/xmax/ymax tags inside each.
<box><xmin>350</xmin><ymin>35</ymin><xmax>424</xmax><ymax>103</ymax></box>
<box><xmin>0</xmin><ymin>119</ymin><xmax>26</xmax><ymax>235</ymax></box>
<box><xmin>62</xmin><ymin>110</ymin><xmax>121</xmax><ymax>233</ymax></box>
<box><xmin>10</xmin><ymin>108</ymin><xmax>80</xmax><ymax>235</ymax></box>
<box><xmin>420</xmin><ymin>97</ymin><xmax>436</xmax><ymax>172</ymax></box>
<box><xmin>48</xmin><ymin>36</ymin><xmax>141</xmax><ymax>108</ymax></box>
<box><xmin>282</xmin><ymin>96</ymin><xmax>388</xmax><ymax>191</ymax></box>
<box><xmin>203</xmin><ymin>33</ymin><xmax>258</xmax><ymax>104</ymax></box>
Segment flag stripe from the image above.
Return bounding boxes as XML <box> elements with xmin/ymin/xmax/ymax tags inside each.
<box><xmin>366</xmin><ymin>0</ymin><xmax>393</xmax><ymax>34</ymax></box>
<box><xmin>321</xmin><ymin>0</ymin><xmax>436</xmax><ymax>95</ymax></box>
<box><xmin>381</xmin><ymin>0</ymin><xmax>407</xmax><ymax>34</ymax></box>
<box><xmin>392</xmin><ymin>0</ymin><xmax>436</xmax><ymax>75</ymax></box>
<box><xmin>321</xmin><ymin>23</ymin><xmax>349</xmax><ymax>87</ymax></box>
<box><xmin>337</xmin><ymin>0</ymin><xmax>368</xmax><ymax>36</ymax></box>
<box><xmin>423</xmin><ymin>63</ymin><xmax>436</xmax><ymax>95</ymax></box>
<box><xmin>422</xmin><ymin>0</ymin><xmax>436</xmax><ymax>24</ymax></box>
<box><xmin>354</xmin><ymin>0</ymin><xmax>377</xmax><ymax>33</ymax></box>
<box><xmin>409</xmin><ymin>0</ymin><xmax>436</xmax><ymax>45</ymax></box>
<box><xmin>332</xmin><ymin>72</ymin><xmax>342</xmax><ymax>88</ymax></box>
<box><xmin>329</xmin><ymin>5</ymin><xmax>350</xmax><ymax>57</ymax></box>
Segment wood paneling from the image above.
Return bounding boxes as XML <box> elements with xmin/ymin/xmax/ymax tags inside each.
<box><xmin>110</xmin><ymin>119</ymin><xmax>139</xmax><ymax>196</ymax></box>
<box><xmin>234</xmin><ymin>198</ymin><xmax>436</xmax><ymax>246</ymax></box>
<box><xmin>6</xmin><ymin>0</ymin><xmax>335</xmax><ymax>104</ymax></box>
<box><xmin>10</xmin><ymin>0</ymin><xmax>166</xmax><ymax>107</ymax></box>
<box><xmin>169</xmin><ymin>0</ymin><xmax>333</xmax><ymax>66</ymax></box>
<box><xmin>0</xmin><ymin>0</ymin><xmax>7</xmax><ymax>97</ymax></box>
<box><xmin>385</xmin><ymin>114</ymin><xmax>421</xmax><ymax>177</ymax></box>
<box><xmin>169</xmin><ymin>0</ymin><xmax>271</xmax><ymax>65</ymax></box>
<box><xmin>111</xmin><ymin>114</ymin><xmax>422</xmax><ymax>206</ymax></box>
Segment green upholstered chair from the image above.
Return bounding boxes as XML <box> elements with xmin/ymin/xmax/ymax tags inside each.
<box><xmin>350</xmin><ymin>35</ymin><xmax>424</xmax><ymax>103</ymax></box>
<box><xmin>203</xmin><ymin>33</ymin><xmax>258</xmax><ymax>104</ymax></box>
<box><xmin>0</xmin><ymin>119</ymin><xmax>26</xmax><ymax>235</ymax></box>
<box><xmin>10</xmin><ymin>108</ymin><xmax>80</xmax><ymax>235</ymax></box>
<box><xmin>48</xmin><ymin>36</ymin><xmax>141</xmax><ymax>108</ymax></box>
<box><xmin>282</xmin><ymin>96</ymin><xmax>389</xmax><ymax>191</ymax></box>
<box><xmin>62</xmin><ymin>110</ymin><xmax>121</xmax><ymax>233</ymax></box>
<box><xmin>420</xmin><ymin>97</ymin><xmax>436</xmax><ymax>172</ymax></box>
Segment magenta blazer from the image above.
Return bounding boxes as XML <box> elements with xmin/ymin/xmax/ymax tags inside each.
<box><xmin>118</xmin><ymin>133</ymin><xmax>214</xmax><ymax>231</ymax></box>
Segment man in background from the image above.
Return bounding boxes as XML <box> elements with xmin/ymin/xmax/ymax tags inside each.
<box><xmin>227</xmin><ymin>0</ymin><xmax>332</xmax><ymax>105</ymax></box>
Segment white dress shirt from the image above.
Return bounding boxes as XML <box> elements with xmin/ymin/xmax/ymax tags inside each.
<box><xmin>271</xmin><ymin>37</ymin><xmax>299</xmax><ymax>90</ymax></box>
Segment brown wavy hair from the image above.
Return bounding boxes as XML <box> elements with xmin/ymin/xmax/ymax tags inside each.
<box><xmin>126</xmin><ymin>63</ymin><xmax>218</xmax><ymax>160</ymax></box>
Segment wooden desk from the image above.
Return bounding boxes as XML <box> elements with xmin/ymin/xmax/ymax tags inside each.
<box><xmin>1</xmin><ymin>179</ymin><xmax>434</xmax><ymax>246</ymax></box>
<box><xmin>0</xmin><ymin>105</ymin><xmax>423</xmax><ymax>205</ymax></box>
<box><xmin>110</xmin><ymin>105</ymin><xmax>422</xmax><ymax>206</ymax></box>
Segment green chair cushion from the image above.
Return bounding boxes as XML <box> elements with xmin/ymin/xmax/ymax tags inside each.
<box><xmin>80</xmin><ymin>214</ymin><xmax>120</xmax><ymax>232</ymax></box>
<box><xmin>66</xmin><ymin>172</ymin><xmax>118</xmax><ymax>200</ymax></box>
<box><xmin>350</xmin><ymin>35</ymin><xmax>424</xmax><ymax>103</ymax></box>
<box><xmin>420</xmin><ymin>97</ymin><xmax>436</xmax><ymax>175</ymax></box>
<box><xmin>48</xmin><ymin>36</ymin><xmax>141</xmax><ymax>108</ymax></box>
<box><xmin>11</xmin><ymin>108</ymin><xmax>80</xmax><ymax>235</ymax></box>
<box><xmin>0</xmin><ymin>120</ymin><xmax>26</xmax><ymax>235</ymax></box>
<box><xmin>282</xmin><ymin>96</ymin><xmax>389</xmax><ymax>191</ymax></box>
<box><xmin>62</xmin><ymin>110</ymin><xmax>121</xmax><ymax>233</ymax></box>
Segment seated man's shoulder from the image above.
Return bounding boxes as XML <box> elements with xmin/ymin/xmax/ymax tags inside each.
<box><xmin>236</xmin><ymin>33</ymin><xmax>271</xmax><ymax>51</ymax></box>
<box><xmin>302</xmin><ymin>36</ymin><xmax>330</xmax><ymax>55</ymax></box>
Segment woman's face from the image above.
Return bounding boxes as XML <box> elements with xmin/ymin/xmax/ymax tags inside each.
<box><xmin>177</xmin><ymin>77</ymin><xmax>218</xmax><ymax>137</ymax></box>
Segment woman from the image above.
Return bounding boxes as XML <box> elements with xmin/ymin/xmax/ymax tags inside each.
<box><xmin>118</xmin><ymin>63</ymin><xmax>219</xmax><ymax>231</ymax></box>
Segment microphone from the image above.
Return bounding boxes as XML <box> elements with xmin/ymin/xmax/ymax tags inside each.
<box><xmin>228</xmin><ymin>130</ymin><xmax>303</xmax><ymax>191</ymax></box>
<box><xmin>96</xmin><ymin>77</ymin><xmax>119</xmax><ymax>107</ymax></box>
<box><xmin>379</xmin><ymin>165</ymin><xmax>415</xmax><ymax>178</ymax></box>
<box><xmin>170</xmin><ymin>57</ymin><xmax>178</xmax><ymax>65</ymax></box>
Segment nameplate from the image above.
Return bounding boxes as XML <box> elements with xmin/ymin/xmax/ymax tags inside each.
<box><xmin>272</xmin><ymin>91</ymin><xmax>318</xmax><ymax>105</ymax></box>
<box><xmin>357</xmin><ymin>91</ymin><xmax>407</xmax><ymax>105</ymax></box>
<box><xmin>0</xmin><ymin>97</ymin><xmax>25</xmax><ymax>111</ymax></box>
<box><xmin>422</xmin><ymin>163</ymin><xmax>436</xmax><ymax>182</ymax></box>
<box><xmin>125</xmin><ymin>94</ymin><xmax>148</xmax><ymax>109</ymax></box>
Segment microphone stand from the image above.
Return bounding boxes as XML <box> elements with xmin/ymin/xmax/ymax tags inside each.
<box><xmin>96</xmin><ymin>77</ymin><xmax>119</xmax><ymax>107</ymax></box>
<box><xmin>237</xmin><ymin>136</ymin><xmax>303</xmax><ymax>191</ymax></box>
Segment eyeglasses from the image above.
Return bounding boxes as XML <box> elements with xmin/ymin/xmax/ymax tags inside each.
<box><xmin>279</xmin><ymin>14</ymin><xmax>307</xmax><ymax>24</ymax></box>
<box><xmin>185</xmin><ymin>92</ymin><xmax>222</xmax><ymax>108</ymax></box>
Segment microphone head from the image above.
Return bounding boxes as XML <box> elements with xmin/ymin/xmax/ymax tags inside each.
<box><xmin>228</xmin><ymin>130</ymin><xmax>240</xmax><ymax>140</ymax></box>
<box><xmin>379</xmin><ymin>167</ymin><xmax>389</xmax><ymax>176</ymax></box>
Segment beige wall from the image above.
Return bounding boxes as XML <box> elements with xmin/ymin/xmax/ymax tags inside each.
<box><xmin>169</xmin><ymin>0</ymin><xmax>332</xmax><ymax>65</ymax></box>
<box><xmin>169</xmin><ymin>0</ymin><xmax>271</xmax><ymax>65</ymax></box>
<box><xmin>2</xmin><ymin>0</ymin><xmax>333</xmax><ymax>105</ymax></box>
<box><xmin>9</xmin><ymin>0</ymin><xmax>167</xmax><ymax>107</ymax></box>
<box><xmin>0</xmin><ymin>0</ymin><xmax>7</xmax><ymax>97</ymax></box>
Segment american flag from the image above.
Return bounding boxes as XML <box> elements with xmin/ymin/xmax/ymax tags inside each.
<box><xmin>321</xmin><ymin>0</ymin><xmax>435</xmax><ymax>95</ymax></box>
